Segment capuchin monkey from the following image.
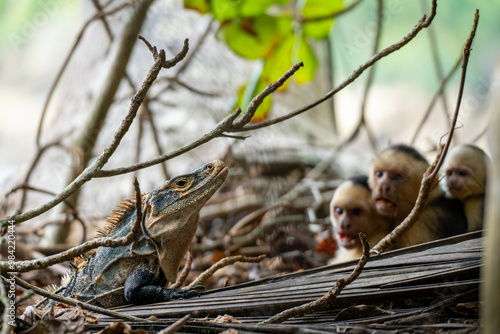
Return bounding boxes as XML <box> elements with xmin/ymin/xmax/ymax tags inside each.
<box><xmin>369</xmin><ymin>144</ymin><xmax>467</xmax><ymax>248</ymax></box>
<box><xmin>440</xmin><ymin>144</ymin><xmax>490</xmax><ymax>232</ymax></box>
<box><xmin>330</xmin><ymin>175</ymin><xmax>391</xmax><ymax>263</ymax></box>
<box><xmin>369</xmin><ymin>145</ymin><xmax>429</xmax><ymax>228</ymax></box>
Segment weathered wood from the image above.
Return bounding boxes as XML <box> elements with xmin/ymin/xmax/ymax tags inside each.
<box><xmin>93</xmin><ymin>232</ymin><xmax>482</xmax><ymax>334</ymax></box>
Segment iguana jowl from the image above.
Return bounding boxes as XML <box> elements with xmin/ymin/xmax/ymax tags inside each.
<box><xmin>52</xmin><ymin>160</ymin><xmax>228</xmax><ymax>308</ymax></box>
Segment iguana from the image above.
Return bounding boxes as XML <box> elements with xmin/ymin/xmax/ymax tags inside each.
<box><xmin>47</xmin><ymin>160</ymin><xmax>228</xmax><ymax>308</ymax></box>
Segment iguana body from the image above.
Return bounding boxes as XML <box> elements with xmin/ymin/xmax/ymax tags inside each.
<box><xmin>51</xmin><ymin>160</ymin><xmax>228</xmax><ymax>308</ymax></box>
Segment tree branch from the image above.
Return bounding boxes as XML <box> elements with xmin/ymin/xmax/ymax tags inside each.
<box><xmin>35</xmin><ymin>1</ymin><xmax>136</xmax><ymax>149</ymax></box>
<box><xmin>261</xmin><ymin>233</ymin><xmax>369</xmax><ymax>324</ymax></box>
<box><xmin>188</xmin><ymin>255</ymin><xmax>266</xmax><ymax>288</ymax></box>
<box><xmin>0</xmin><ymin>37</ymin><xmax>188</xmax><ymax>228</ymax></box>
<box><xmin>9</xmin><ymin>275</ymin><xmax>145</xmax><ymax>322</ymax></box>
<box><xmin>0</xmin><ymin>178</ymin><xmax>143</xmax><ymax>273</ymax></box>
<box><xmin>95</xmin><ymin>61</ymin><xmax>304</xmax><ymax>177</ymax></box>
<box><xmin>240</xmin><ymin>0</ymin><xmax>437</xmax><ymax>132</ymax></box>
<box><xmin>371</xmin><ymin>9</ymin><xmax>479</xmax><ymax>254</ymax></box>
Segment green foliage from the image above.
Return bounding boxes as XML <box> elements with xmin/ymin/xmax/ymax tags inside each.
<box><xmin>184</xmin><ymin>0</ymin><xmax>343</xmax><ymax>121</ymax></box>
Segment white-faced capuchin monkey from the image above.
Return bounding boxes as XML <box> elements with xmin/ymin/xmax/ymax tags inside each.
<box><xmin>369</xmin><ymin>144</ymin><xmax>467</xmax><ymax>248</ymax></box>
<box><xmin>330</xmin><ymin>175</ymin><xmax>391</xmax><ymax>263</ymax></box>
<box><xmin>440</xmin><ymin>144</ymin><xmax>490</xmax><ymax>232</ymax></box>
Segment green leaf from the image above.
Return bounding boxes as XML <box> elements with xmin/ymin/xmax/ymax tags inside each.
<box><xmin>262</xmin><ymin>32</ymin><xmax>294</xmax><ymax>90</ymax></box>
<box><xmin>209</xmin><ymin>0</ymin><xmax>291</xmax><ymax>21</ymax></box>
<box><xmin>295</xmin><ymin>36</ymin><xmax>317</xmax><ymax>83</ymax></box>
<box><xmin>261</xmin><ymin>31</ymin><xmax>315</xmax><ymax>87</ymax></box>
<box><xmin>239</xmin><ymin>61</ymin><xmax>272</xmax><ymax>122</ymax></box>
<box><xmin>301</xmin><ymin>0</ymin><xmax>343</xmax><ymax>40</ymax></box>
<box><xmin>217</xmin><ymin>15</ymin><xmax>292</xmax><ymax>59</ymax></box>
<box><xmin>184</xmin><ymin>0</ymin><xmax>210</xmax><ymax>14</ymax></box>
<box><xmin>240</xmin><ymin>0</ymin><xmax>290</xmax><ymax>17</ymax></box>
<box><xmin>211</xmin><ymin>0</ymin><xmax>240</xmax><ymax>21</ymax></box>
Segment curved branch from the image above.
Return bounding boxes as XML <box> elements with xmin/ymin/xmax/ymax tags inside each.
<box><xmin>35</xmin><ymin>1</ymin><xmax>136</xmax><ymax>149</ymax></box>
<box><xmin>239</xmin><ymin>0</ymin><xmax>437</xmax><ymax>132</ymax></box>
<box><xmin>262</xmin><ymin>233</ymin><xmax>369</xmax><ymax>324</ymax></box>
<box><xmin>372</xmin><ymin>9</ymin><xmax>480</xmax><ymax>254</ymax></box>
<box><xmin>0</xmin><ymin>178</ymin><xmax>142</xmax><ymax>273</ymax></box>
<box><xmin>0</xmin><ymin>38</ymin><xmax>189</xmax><ymax>228</ymax></box>
<box><xmin>9</xmin><ymin>275</ymin><xmax>145</xmax><ymax>322</ymax></box>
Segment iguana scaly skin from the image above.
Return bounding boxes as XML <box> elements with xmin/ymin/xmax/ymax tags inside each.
<box><xmin>50</xmin><ymin>160</ymin><xmax>228</xmax><ymax>308</ymax></box>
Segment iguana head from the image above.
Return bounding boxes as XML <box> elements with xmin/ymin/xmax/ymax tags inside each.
<box><xmin>144</xmin><ymin>160</ymin><xmax>228</xmax><ymax>282</ymax></box>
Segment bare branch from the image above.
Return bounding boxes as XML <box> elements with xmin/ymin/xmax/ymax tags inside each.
<box><xmin>371</xmin><ymin>9</ymin><xmax>480</xmax><ymax>254</ymax></box>
<box><xmin>347</xmin><ymin>0</ymin><xmax>384</xmax><ymax>152</ymax></box>
<box><xmin>240</xmin><ymin>0</ymin><xmax>438</xmax><ymax>132</ymax></box>
<box><xmin>297</xmin><ymin>0</ymin><xmax>363</xmax><ymax>23</ymax></box>
<box><xmin>188</xmin><ymin>255</ymin><xmax>266</xmax><ymax>288</ymax></box>
<box><xmin>261</xmin><ymin>233</ymin><xmax>369</xmax><ymax>324</ymax></box>
<box><xmin>36</xmin><ymin>1</ymin><xmax>137</xmax><ymax>149</ymax></box>
<box><xmin>232</xmin><ymin>62</ymin><xmax>304</xmax><ymax>128</ymax></box>
<box><xmin>157</xmin><ymin>314</ymin><xmax>191</xmax><ymax>334</ymax></box>
<box><xmin>9</xmin><ymin>275</ymin><xmax>145</xmax><ymax>322</ymax></box>
<box><xmin>1</xmin><ymin>178</ymin><xmax>143</xmax><ymax>272</ymax></box>
<box><xmin>0</xmin><ymin>37</ymin><xmax>188</xmax><ymax>228</ymax></box>
<box><xmin>163</xmin><ymin>38</ymin><xmax>190</xmax><ymax>68</ymax></box>
<box><xmin>410</xmin><ymin>54</ymin><xmax>462</xmax><ymax>145</ymax></box>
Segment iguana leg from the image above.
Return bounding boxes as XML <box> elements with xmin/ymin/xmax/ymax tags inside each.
<box><xmin>124</xmin><ymin>263</ymin><xmax>205</xmax><ymax>305</ymax></box>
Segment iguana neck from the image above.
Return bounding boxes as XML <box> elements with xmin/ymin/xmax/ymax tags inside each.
<box><xmin>143</xmin><ymin>160</ymin><xmax>228</xmax><ymax>282</ymax></box>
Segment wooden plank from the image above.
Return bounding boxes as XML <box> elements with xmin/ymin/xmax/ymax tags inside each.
<box><xmin>95</xmin><ymin>234</ymin><xmax>483</xmax><ymax>325</ymax></box>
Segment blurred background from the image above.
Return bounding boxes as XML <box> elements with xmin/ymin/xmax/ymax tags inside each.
<box><xmin>0</xmin><ymin>0</ymin><xmax>499</xmax><ymax>248</ymax></box>
<box><xmin>0</xmin><ymin>0</ymin><xmax>498</xmax><ymax>179</ymax></box>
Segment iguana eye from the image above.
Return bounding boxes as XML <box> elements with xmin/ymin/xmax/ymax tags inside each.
<box><xmin>176</xmin><ymin>180</ymin><xmax>188</xmax><ymax>188</ymax></box>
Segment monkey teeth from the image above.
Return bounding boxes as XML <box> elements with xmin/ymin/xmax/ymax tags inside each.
<box><xmin>375</xmin><ymin>199</ymin><xmax>396</xmax><ymax>213</ymax></box>
<box><xmin>338</xmin><ymin>233</ymin><xmax>357</xmax><ymax>248</ymax></box>
<box><xmin>376</xmin><ymin>199</ymin><xmax>394</xmax><ymax>207</ymax></box>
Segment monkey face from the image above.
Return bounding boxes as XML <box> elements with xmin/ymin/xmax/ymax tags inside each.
<box><xmin>369</xmin><ymin>149</ymin><xmax>428</xmax><ymax>222</ymax></box>
<box><xmin>441</xmin><ymin>145</ymin><xmax>488</xmax><ymax>200</ymax></box>
<box><xmin>445</xmin><ymin>167</ymin><xmax>473</xmax><ymax>198</ymax></box>
<box><xmin>370</xmin><ymin>170</ymin><xmax>403</xmax><ymax>217</ymax></box>
<box><xmin>330</xmin><ymin>182</ymin><xmax>381</xmax><ymax>249</ymax></box>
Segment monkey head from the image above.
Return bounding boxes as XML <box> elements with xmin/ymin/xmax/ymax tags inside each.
<box><xmin>368</xmin><ymin>145</ymin><xmax>429</xmax><ymax>223</ymax></box>
<box><xmin>441</xmin><ymin>145</ymin><xmax>489</xmax><ymax>199</ymax></box>
<box><xmin>330</xmin><ymin>177</ymin><xmax>383</xmax><ymax>250</ymax></box>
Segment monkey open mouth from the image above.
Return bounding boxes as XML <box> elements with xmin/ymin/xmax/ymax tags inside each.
<box><xmin>337</xmin><ymin>233</ymin><xmax>358</xmax><ymax>248</ymax></box>
<box><xmin>375</xmin><ymin>197</ymin><xmax>396</xmax><ymax>214</ymax></box>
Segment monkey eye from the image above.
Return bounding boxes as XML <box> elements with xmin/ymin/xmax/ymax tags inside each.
<box><xmin>391</xmin><ymin>173</ymin><xmax>403</xmax><ymax>181</ymax></box>
<box><xmin>375</xmin><ymin>171</ymin><xmax>383</xmax><ymax>178</ymax></box>
<box><xmin>458</xmin><ymin>170</ymin><xmax>468</xmax><ymax>177</ymax></box>
<box><xmin>352</xmin><ymin>208</ymin><xmax>363</xmax><ymax>216</ymax></box>
<box><xmin>335</xmin><ymin>207</ymin><xmax>343</xmax><ymax>214</ymax></box>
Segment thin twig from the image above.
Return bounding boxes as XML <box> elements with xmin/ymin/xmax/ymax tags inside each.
<box><xmin>371</xmin><ymin>9</ymin><xmax>480</xmax><ymax>254</ymax></box>
<box><xmin>232</xmin><ymin>62</ymin><xmax>304</xmax><ymax>128</ymax></box>
<box><xmin>0</xmin><ymin>37</ymin><xmax>187</xmax><ymax>228</ymax></box>
<box><xmin>298</xmin><ymin>0</ymin><xmax>363</xmax><ymax>23</ymax></box>
<box><xmin>420</xmin><ymin>0</ymin><xmax>451</xmax><ymax>130</ymax></box>
<box><xmin>0</xmin><ymin>178</ymin><xmax>143</xmax><ymax>273</ymax></box>
<box><xmin>96</xmin><ymin>62</ymin><xmax>303</xmax><ymax>177</ymax></box>
<box><xmin>35</xmin><ymin>1</ymin><xmax>136</xmax><ymax>149</ymax></box>
<box><xmin>261</xmin><ymin>233</ymin><xmax>369</xmax><ymax>324</ymax></box>
<box><xmin>157</xmin><ymin>314</ymin><xmax>191</xmax><ymax>334</ymax></box>
<box><xmin>410</xmin><ymin>55</ymin><xmax>462</xmax><ymax>145</ymax></box>
<box><xmin>348</xmin><ymin>0</ymin><xmax>384</xmax><ymax>152</ymax></box>
<box><xmin>5</xmin><ymin>184</ymin><xmax>88</xmax><ymax>243</ymax></box>
<box><xmin>10</xmin><ymin>275</ymin><xmax>145</xmax><ymax>322</ymax></box>
<box><xmin>188</xmin><ymin>255</ymin><xmax>266</xmax><ymax>288</ymax></box>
